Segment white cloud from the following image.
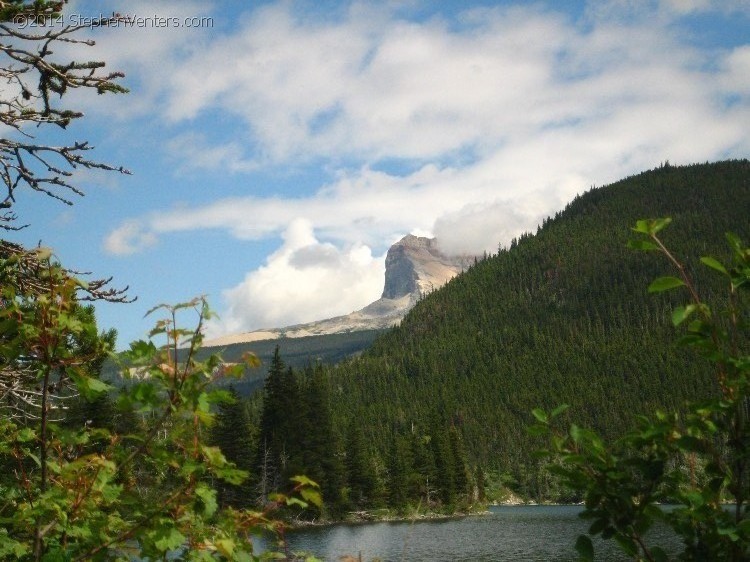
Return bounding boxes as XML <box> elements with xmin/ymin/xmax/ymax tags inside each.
<box><xmin>723</xmin><ymin>46</ymin><xmax>750</xmax><ymax>95</ymax></box>
<box><xmin>659</xmin><ymin>0</ymin><xmax>750</xmax><ymax>16</ymax></box>
<box><xmin>160</xmin><ymin>3</ymin><xmax>572</xmax><ymax>163</ymax></box>
<box><xmin>104</xmin><ymin>219</ymin><xmax>157</xmax><ymax>255</ymax></box>
<box><xmin>129</xmin><ymin>164</ymin><xmax>464</xmax><ymax>250</ymax></box>
<box><xmin>60</xmin><ymin>0</ymin><xmax>215</xmax><ymax>118</ymax></box>
<box><xmin>166</xmin><ymin>133</ymin><xmax>258</xmax><ymax>174</ymax></box>
<box><xmin>205</xmin><ymin>219</ymin><xmax>385</xmax><ymax>335</ymax></box>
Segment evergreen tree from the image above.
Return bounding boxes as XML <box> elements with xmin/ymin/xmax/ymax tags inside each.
<box><xmin>299</xmin><ymin>363</ymin><xmax>346</xmax><ymax>517</ymax></box>
<box><xmin>256</xmin><ymin>346</ymin><xmax>287</xmax><ymax>498</ymax></box>
<box><xmin>279</xmin><ymin>365</ymin><xmax>303</xmax><ymax>480</ymax></box>
<box><xmin>210</xmin><ymin>385</ymin><xmax>255</xmax><ymax>507</ymax></box>
<box><xmin>475</xmin><ymin>465</ymin><xmax>486</xmax><ymax>503</ymax></box>
<box><xmin>387</xmin><ymin>435</ymin><xmax>412</xmax><ymax>511</ymax></box>
<box><xmin>410</xmin><ymin>429</ymin><xmax>437</xmax><ymax>506</ymax></box>
<box><xmin>345</xmin><ymin>421</ymin><xmax>379</xmax><ymax>510</ymax></box>
<box><xmin>430</xmin><ymin>423</ymin><xmax>456</xmax><ymax>507</ymax></box>
<box><xmin>449</xmin><ymin>426</ymin><xmax>470</xmax><ymax>501</ymax></box>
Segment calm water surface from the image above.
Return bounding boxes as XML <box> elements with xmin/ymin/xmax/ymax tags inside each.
<box><xmin>272</xmin><ymin>505</ymin><xmax>681</xmax><ymax>561</ymax></box>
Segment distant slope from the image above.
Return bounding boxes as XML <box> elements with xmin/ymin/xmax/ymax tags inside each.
<box><xmin>103</xmin><ymin>330</ymin><xmax>383</xmax><ymax>396</ymax></box>
<box><xmin>327</xmin><ymin>160</ymin><xmax>750</xmax><ymax>497</ymax></box>
<box><xmin>208</xmin><ymin>329</ymin><xmax>383</xmax><ymax>395</ymax></box>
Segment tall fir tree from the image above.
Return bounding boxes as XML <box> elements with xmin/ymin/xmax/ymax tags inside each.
<box><xmin>299</xmin><ymin>363</ymin><xmax>346</xmax><ymax>517</ymax></box>
<box><xmin>345</xmin><ymin>420</ymin><xmax>379</xmax><ymax>510</ymax></box>
<box><xmin>210</xmin><ymin>385</ymin><xmax>255</xmax><ymax>507</ymax></box>
<box><xmin>256</xmin><ymin>346</ymin><xmax>287</xmax><ymax>499</ymax></box>
<box><xmin>387</xmin><ymin>435</ymin><xmax>412</xmax><ymax>512</ymax></box>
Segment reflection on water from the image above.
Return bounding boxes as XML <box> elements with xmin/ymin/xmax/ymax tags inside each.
<box><xmin>266</xmin><ymin>505</ymin><xmax>681</xmax><ymax>562</ymax></box>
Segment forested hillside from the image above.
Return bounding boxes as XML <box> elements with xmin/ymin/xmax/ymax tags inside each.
<box><xmin>321</xmin><ymin>160</ymin><xmax>750</xmax><ymax>501</ymax></box>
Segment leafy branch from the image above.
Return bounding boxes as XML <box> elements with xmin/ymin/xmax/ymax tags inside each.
<box><xmin>533</xmin><ymin>218</ymin><xmax>750</xmax><ymax>561</ymax></box>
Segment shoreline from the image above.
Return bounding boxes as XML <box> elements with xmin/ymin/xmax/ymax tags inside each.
<box><xmin>288</xmin><ymin>505</ymin><xmax>493</xmax><ymax>530</ymax></box>
<box><xmin>286</xmin><ymin>501</ymin><xmax>592</xmax><ymax>530</ymax></box>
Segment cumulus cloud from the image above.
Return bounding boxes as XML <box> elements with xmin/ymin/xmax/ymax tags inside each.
<box><xmin>205</xmin><ymin>219</ymin><xmax>385</xmax><ymax>336</ymax></box>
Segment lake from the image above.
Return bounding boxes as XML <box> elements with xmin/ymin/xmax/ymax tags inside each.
<box><xmin>265</xmin><ymin>505</ymin><xmax>682</xmax><ymax>561</ymax></box>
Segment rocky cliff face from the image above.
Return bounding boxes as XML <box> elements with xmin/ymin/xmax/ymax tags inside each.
<box><xmin>203</xmin><ymin>235</ymin><xmax>474</xmax><ymax>347</ymax></box>
<box><xmin>382</xmin><ymin>235</ymin><xmax>473</xmax><ymax>299</ymax></box>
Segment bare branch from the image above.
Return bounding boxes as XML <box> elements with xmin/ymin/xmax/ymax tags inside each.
<box><xmin>0</xmin><ymin>5</ymin><xmax>128</xmax><ymax>227</ymax></box>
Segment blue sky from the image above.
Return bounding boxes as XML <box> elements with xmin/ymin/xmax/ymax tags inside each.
<box><xmin>7</xmin><ymin>0</ymin><xmax>750</xmax><ymax>348</ymax></box>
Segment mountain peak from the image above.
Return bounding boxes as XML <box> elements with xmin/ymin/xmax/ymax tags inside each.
<box><xmin>204</xmin><ymin>235</ymin><xmax>475</xmax><ymax>347</ymax></box>
<box><xmin>382</xmin><ymin>235</ymin><xmax>469</xmax><ymax>299</ymax></box>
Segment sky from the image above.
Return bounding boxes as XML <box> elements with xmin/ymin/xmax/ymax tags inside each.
<box><xmin>6</xmin><ymin>0</ymin><xmax>750</xmax><ymax>348</ymax></box>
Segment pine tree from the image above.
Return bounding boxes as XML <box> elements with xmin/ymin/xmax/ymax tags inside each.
<box><xmin>430</xmin><ymin>423</ymin><xmax>456</xmax><ymax>507</ymax></box>
<box><xmin>256</xmin><ymin>346</ymin><xmax>287</xmax><ymax>498</ymax></box>
<box><xmin>299</xmin><ymin>363</ymin><xmax>346</xmax><ymax>517</ymax></box>
<box><xmin>387</xmin><ymin>435</ymin><xmax>411</xmax><ymax>511</ymax></box>
<box><xmin>211</xmin><ymin>385</ymin><xmax>255</xmax><ymax>507</ymax></box>
<box><xmin>449</xmin><ymin>426</ymin><xmax>470</xmax><ymax>503</ymax></box>
<box><xmin>345</xmin><ymin>421</ymin><xmax>378</xmax><ymax>510</ymax></box>
<box><xmin>475</xmin><ymin>465</ymin><xmax>486</xmax><ymax>503</ymax></box>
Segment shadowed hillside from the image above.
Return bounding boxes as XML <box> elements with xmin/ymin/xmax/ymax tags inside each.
<box><xmin>325</xmin><ymin>160</ymin><xmax>750</xmax><ymax>499</ymax></box>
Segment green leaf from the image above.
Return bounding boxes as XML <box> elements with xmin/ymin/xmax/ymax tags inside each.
<box><xmin>201</xmin><ymin>445</ymin><xmax>227</xmax><ymax>467</ymax></box>
<box><xmin>648</xmin><ymin>276</ymin><xmax>685</xmax><ymax>293</ymax></box>
<box><xmin>614</xmin><ymin>534</ymin><xmax>638</xmax><ymax>556</ymax></box>
<box><xmin>570</xmin><ymin>424</ymin><xmax>584</xmax><ymax>444</ymax></box>
<box><xmin>632</xmin><ymin>220</ymin><xmax>652</xmax><ymax>235</ymax></box>
<box><xmin>27</xmin><ymin>452</ymin><xmax>41</xmax><ymax>467</ymax></box>
<box><xmin>215</xmin><ymin>467</ymin><xmax>248</xmax><ymax>485</ymax></box>
<box><xmin>575</xmin><ymin>534</ymin><xmax>594</xmax><ymax>561</ymax></box>
<box><xmin>0</xmin><ymin>528</ymin><xmax>28</xmax><ymax>557</ymax></box>
<box><xmin>195</xmin><ymin>484</ymin><xmax>218</xmax><ymax>517</ymax></box>
<box><xmin>70</xmin><ymin>372</ymin><xmax>113</xmax><ymax>400</ymax></box>
<box><xmin>16</xmin><ymin>427</ymin><xmax>36</xmax><ymax>442</ymax></box>
<box><xmin>41</xmin><ymin>548</ymin><xmax>71</xmax><ymax>562</ymax></box>
<box><xmin>588</xmin><ymin>518</ymin><xmax>608</xmax><ymax>535</ymax></box>
<box><xmin>531</xmin><ymin>408</ymin><xmax>548</xmax><ymax>423</ymax></box>
<box><xmin>151</xmin><ymin>526</ymin><xmax>186</xmax><ymax>552</ymax></box>
<box><xmin>632</xmin><ymin>218</ymin><xmax>671</xmax><ymax>236</ymax></box>
<box><xmin>700</xmin><ymin>256</ymin><xmax>728</xmax><ymax>275</ymax></box>
<box><xmin>215</xmin><ymin>539</ymin><xmax>235</xmax><ymax>558</ymax></box>
<box><xmin>285</xmin><ymin>497</ymin><xmax>308</xmax><ymax>508</ymax></box>
<box><xmin>300</xmin><ymin>488</ymin><xmax>323</xmax><ymax>509</ymax></box>
<box><xmin>672</xmin><ymin>304</ymin><xmax>696</xmax><ymax>326</ymax></box>
<box><xmin>627</xmin><ymin>240</ymin><xmax>659</xmax><ymax>251</ymax></box>
<box><xmin>526</xmin><ymin>424</ymin><xmax>548</xmax><ymax>437</ymax></box>
<box><xmin>551</xmin><ymin>404</ymin><xmax>570</xmax><ymax>419</ymax></box>
<box><xmin>290</xmin><ymin>475</ymin><xmax>320</xmax><ymax>488</ymax></box>
<box><xmin>650</xmin><ymin>217</ymin><xmax>672</xmax><ymax>234</ymax></box>
<box><xmin>726</xmin><ymin>232</ymin><xmax>743</xmax><ymax>254</ymax></box>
